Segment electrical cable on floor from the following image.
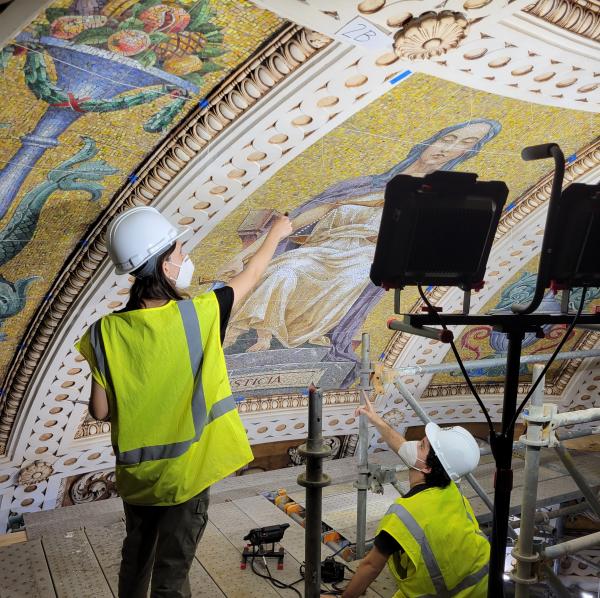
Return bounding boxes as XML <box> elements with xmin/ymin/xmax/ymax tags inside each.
<box><xmin>249</xmin><ymin>538</ymin><xmax>376</xmax><ymax>595</ymax></box>
<box><xmin>417</xmin><ymin>285</ymin><xmax>495</xmax><ymax>436</ymax></box>
<box><xmin>250</xmin><ymin>556</ymin><xmax>303</xmax><ymax>597</ymax></box>
<box><xmin>508</xmin><ymin>287</ymin><xmax>587</xmax><ymax>430</ymax></box>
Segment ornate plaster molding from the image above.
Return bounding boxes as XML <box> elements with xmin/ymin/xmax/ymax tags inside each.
<box><xmin>74</xmin><ymin>420</ymin><xmax>111</xmax><ymax>441</ymax></box>
<box><xmin>393</xmin><ymin>11</ymin><xmax>469</xmax><ymax>60</ymax></box>
<box><xmin>523</xmin><ymin>0</ymin><xmax>600</xmax><ymax>41</ymax></box>
<box><xmin>74</xmin><ymin>389</ymin><xmax>360</xmax><ymax>440</ymax></box>
<box><xmin>496</xmin><ymin>138</ymin><xmax>600</xmax><ymax>237</ymax></box>
<box><xmin>0</xmin><ymin>24</ymin><xmax>331</xmax><ymax>455</ymax></box>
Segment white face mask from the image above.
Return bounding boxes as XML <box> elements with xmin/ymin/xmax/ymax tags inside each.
<box><xmin>168</xmin><ymin>255</ymin><xmax>195</xmax><ymax>289</ymax></box>
<box><xmin>398</xmin><ymin>441</ymin><xmax>428</xmax><ymax>473</ymax></box>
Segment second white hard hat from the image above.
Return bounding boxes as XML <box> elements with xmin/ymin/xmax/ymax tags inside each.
<box><xmin>425</xmin><ymin>422</ymin><xmax>480</xmax><ymax>481</ymax></box>
<box><xmin>107</xmin><ymin>207</ymin><xmax>189</xmax><ymax>275</ymax></box>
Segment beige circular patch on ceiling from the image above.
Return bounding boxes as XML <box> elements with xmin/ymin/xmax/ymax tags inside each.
<box><xmin>556</xmin><ymin>77</ymin><xmax>577</xmax><ymax>88</ymax></box>
<box><xmin>488</xmin><ymin>56</ymin><xmax>511</xmax><ymax>68</ymax></box>
<box><xmin>358</xmin><ymin>0</ymin><xmax>386</xmax><ymax>14</ymax></box>
<box><xmin>534</xmin><ymin>72</ymin><xmax>555</xmax><ymax>82</ymax></box>
<box><xmin>345</xmin><ymin>74</ymin><xmax>368</xmax><ymax>87</ymax></box>
<box><xmin>376</xmin><ymin>52</ymin><xmax>399</xmax><ymax>65</ymax></box>
<box><xmin>386</xmin><ymin>13</ymin><xmax>412</xmax><ymax>27</ymax></box>
<box><xmin>292</xmin><ymin>114</ymin><xmax>313</xmax><ymax>125</ymax></box>
<box><xmin>464</xmin><ymin>48</ymin><xmax>487</xmax><ymax>60</ymax></box>
<box><xmin>463</xmin><ymin>0</ymin><xmax>492</xmax><ymax>8</ymax></box>
<box><xmin>511</xmin><ymin>65</ymin><xmax>533</xmax><ymax>76</ymax></box>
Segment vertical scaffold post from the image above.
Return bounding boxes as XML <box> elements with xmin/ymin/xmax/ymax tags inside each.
<box><xmin>297</xmin><ymin>385</ymin><xmax>331</xmax><ymax>598</ymax></box>
<box><xmin>356</xmin><ymin>332</ymin><xmax>372</xmax><ymax>559</ymax></box>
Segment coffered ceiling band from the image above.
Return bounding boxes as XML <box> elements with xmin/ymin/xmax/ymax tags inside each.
<box><xmin>523</xmin><ymin>0</ymin><xmax>600</xmax><ymax>41</ymax></box>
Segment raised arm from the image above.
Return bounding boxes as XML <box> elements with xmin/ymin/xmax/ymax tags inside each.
<box><xmin>228</xmin><ymin>214</ymin><xmax>292</xmax><ymax>308</ymax></box>
<box><xmin>356</xmin><ymin>392</ymin><xmax>407</xmax><ymax>454</ymax></box>
<box><xmin>339</xmin><ymin>545</ymin><xmax>389</xmax><ymax>598</ymax></box>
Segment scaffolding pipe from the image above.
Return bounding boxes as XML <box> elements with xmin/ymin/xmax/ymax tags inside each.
<box><xmin>387</xmin><ymin>349</ymin><xmax>600</xmax><ymax>377</ymax></box>
<box><xmin>552</xmin><ymin>408</ymin><xmax>600</xmax><ymax>428</ymax></box>
<box><xmin>356</xmin><ymin>333</ymin><xmax>372</xmax><ymax>559</ymax></box>
<box><xmin>513</xmin><ymin>364</ymin><xmax>545</xmax><ymax>598</ymax></box>
<box><xmin>540</xmin><ymin>564</ymin><xmax>571</xmax><ymax>598</ymax></box>
<box><xmin>555</xmin><ymin>427</ymin><xmax>599</xmax><ymax>442</ymax></box>
<box><xmin>391</xmin><ymin>379</ymin><xmax>518</xmax><ymax>539</ymax></box>
<box><xmin>554</xmin><ymin>444</ymin><xmax>600</xmax><ymax>520</ymax></box>
<box><xmin>511</xmin><ymin>501</ymin><xmax>590</xmax><ymax>527</ymax></box>
<box><xmin>543</xmin><ymin>531</ymin><xmax>600</xmax><ymax>559</ymax></box>
<box><xmin>297</xmin><ymin>386</ymin><xmax>331</xmax><ymax>598</ymax></box>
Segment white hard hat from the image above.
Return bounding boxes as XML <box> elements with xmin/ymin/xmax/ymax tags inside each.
<box><xmin>425</xmin><ymin>422</ymin><xmax>480</xmax><ymax>481</ymax></box>
<box><xmin>107</xmin><ymin>207</ymin><xmax>189</xmax><ymax>275</ymax></box>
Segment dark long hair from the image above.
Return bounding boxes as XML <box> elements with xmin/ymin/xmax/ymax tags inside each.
<box><xmin>424</xmin><ymin>447</ymin><xmax>451</xmax><ymax>488</ymax></box>
<box><xmin>121</xmin><ymin>243</ymin><xmax>186</xmax><ymax>312</ymax></box>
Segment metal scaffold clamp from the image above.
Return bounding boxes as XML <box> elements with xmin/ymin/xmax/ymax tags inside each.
<box><xmin>519</xmin><ymin>404</ymin><xmax>554</xmax><ymax>448</ymax></box>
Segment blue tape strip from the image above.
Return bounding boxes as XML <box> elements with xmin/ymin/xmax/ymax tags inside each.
<box><xmin>505</xmin><ymin>201</ymin><xmax>516</xmax><ymax>212</ymax></box>
<box><xmin>389</xmin><ymin>70</ymin><xmax>412</xmax><ymax>85</ymax></box>
<box><xmin>199</xmin><ymin>98</ymin><xmax>209</xmax><ymax>108</ymax></box>
<box><xmin>128</xmin><ymin>173</ymin><xmax>139</xmax><ymax>183</ymax></box>
<box><xmin>566</xmin><ymin>153</ymin><xmax>577</xmax><ymax>164</ymax></box>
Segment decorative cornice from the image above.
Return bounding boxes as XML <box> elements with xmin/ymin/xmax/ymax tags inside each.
<box><xmin>383</xmin><ymin>286</ymin><xmax>449</xmax><ymax>369</ymax></box>
<box><xmin>382</xmin><ymin>138</ymin><xmax>600</xmax><ymax>372</ymax></box>
<box><xmin>238</xmin><ymin>388</ymin><xmax>360</xmax><ymax>413</ymax></box>
<box><xmin>495</xmin><ymin>138</ymin><xmax>600</xmax><ymax>238</ymax></box>
<box><xmin>74</xmin><ymin>388</ymin><xmax>361</xmax><ymax>440</ymax></box>
<box><xmin>421</xmin><ymin>330</ymin><xmax>600</xmax><ymax>398</ymax></box>
<box><xmin>0</xmin><ymin>24</ymin><xmax>332</xmax><ymax>455</ymax></box>
<box><xmin>523</xmin><ymin>0</ymin><xmax>600</xmax><ymax>41</ymax></box>
<box><xmin>549</xmin><ymin>330</ymin><xmax>600</xmax><ymax>393</ymax></box>
<box><xmin>74</xmin><ymin>420</ymin><xmax>111</xmax><ymax>440</ymax></box>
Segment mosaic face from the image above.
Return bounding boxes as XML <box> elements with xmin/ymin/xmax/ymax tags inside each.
<box><xmin>417</xmin><ymin>122</ymin><xmax>493</xmax><ymax>169</ymax></box>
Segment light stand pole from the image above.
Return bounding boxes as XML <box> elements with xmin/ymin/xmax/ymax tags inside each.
<box><xmin>487</xmin><ymin>326</ymin><xmax>525</xmax><ymax>594</ymax></box>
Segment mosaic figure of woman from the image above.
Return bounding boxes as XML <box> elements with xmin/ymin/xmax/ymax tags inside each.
<box><xmin>219</xmin><ymin>119</ymin><xmax>501</xmax><ymax>369</ymax></box>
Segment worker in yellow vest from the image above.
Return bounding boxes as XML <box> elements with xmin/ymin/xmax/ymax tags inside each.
<box><xmin>337</xmin><ymin>397</ymin><xmax>489</xmax><ymax>598</ymax></box>
<box><xmin>76</xmin><ymin>206</ymin><xmax>292</xmax><ymax>598</ymax></box>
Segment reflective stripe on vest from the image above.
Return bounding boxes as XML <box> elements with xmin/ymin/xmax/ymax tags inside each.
<box><xmin>385</xmin><ymin>503</ymin><xmax>489</xmax><ymax>597</ymax></box>
<box><xmin>89</xmin><ymin>300</ymin><xmax>237</xmax><ymax>466</ymax></box>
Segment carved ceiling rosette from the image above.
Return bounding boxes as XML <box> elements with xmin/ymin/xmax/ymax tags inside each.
<box><xmin>17</xmin><ymin>460</ymin><xmax>54</xmax><ymax>485</ymax></box>
<box><xmin>70</xmin><ymin>470</ymin><xmax>117</xmax><ymax>504</ymax></box>
<box><xmin>393</xmin><ymin>11</ymin><xmax>469</xmax><ymax>60</ymax></box>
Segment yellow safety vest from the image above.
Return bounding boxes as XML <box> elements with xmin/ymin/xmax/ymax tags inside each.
<box><xmin>76</xmin><ymin>292</ymin><xmax>253</xmax><ymax>506</ymax></box>
<box><xmin>377</xmin><ymin>482</ymin><xmax>489</xmax><ymax>598</ymax></box>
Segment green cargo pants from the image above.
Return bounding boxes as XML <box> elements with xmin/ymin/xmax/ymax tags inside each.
<box><xmin>118</xmin><ymin>489</ymin><xmax>209</xmax><ymax>598</ymax></box>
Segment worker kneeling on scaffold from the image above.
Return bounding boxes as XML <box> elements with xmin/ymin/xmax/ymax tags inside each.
<box><xmin>338</xmin><ymin>397</ymin><xmax>489</xmax><ymax>598</ymax></box>
<box><xmin>76</xmin><ymin>206</ymin><xmax>292</xmax><ymax>598</ymax></box>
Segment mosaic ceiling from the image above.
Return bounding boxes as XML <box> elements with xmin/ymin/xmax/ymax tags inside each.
<box><xmin>0</xmin><ymin>0</ymin><xmax>598</xmax><ymax>527</ymax></box>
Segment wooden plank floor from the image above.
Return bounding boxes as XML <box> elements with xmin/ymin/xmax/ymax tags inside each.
<box><xmin>1</xmin><ymin>449</ymin><xmax>599</xmax><ymax>597</ymax></box>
